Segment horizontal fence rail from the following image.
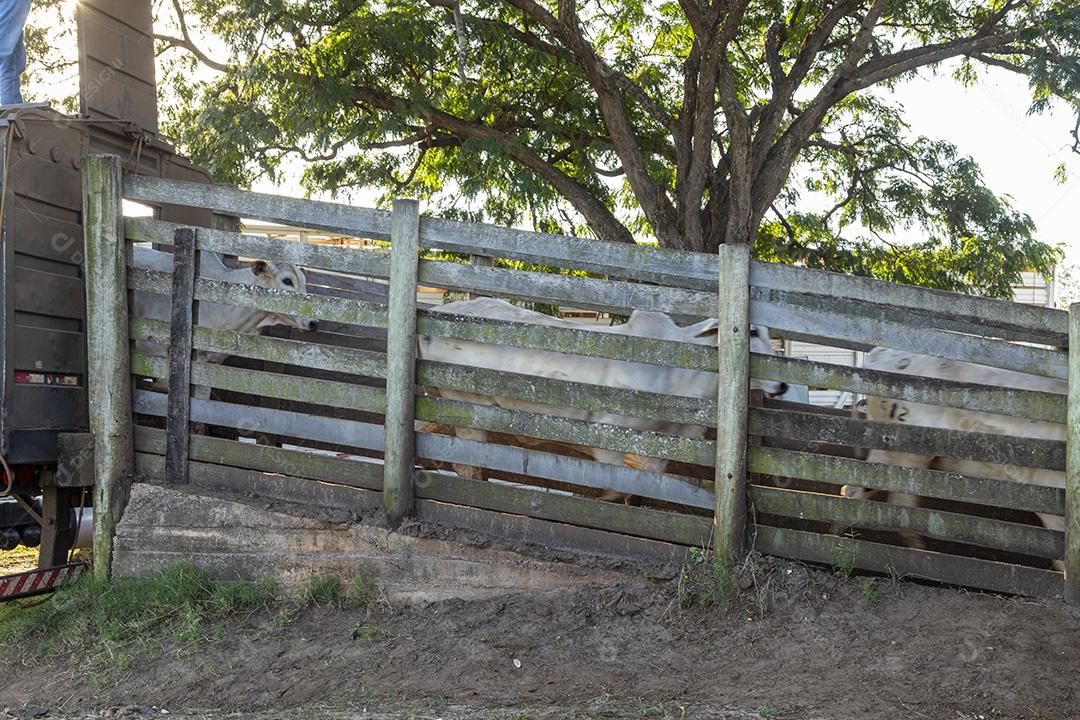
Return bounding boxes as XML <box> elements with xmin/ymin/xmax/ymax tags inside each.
<box><xmin>128</xmin><ymin>268</ymin><xmax>390</xmax><ymax>329</ymax></box>
<box><xmin>751</xmin><ymin>354</ymin><xmax>1066</xmax><ymax>423</ymax></box>
<box><xmin>750</xmin><ymin>407</ymin><xmax>1065</xmax><ymax>472</ymax></box>
<box><xmin>130</xmin><ymin>318</ymin><xmax>389</xmax><ymax>378</ymax></box>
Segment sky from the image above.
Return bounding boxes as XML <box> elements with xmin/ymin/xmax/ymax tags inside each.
<box><xmin>23</xmin><ymin>3</ymin><xmax>1080</xmax><ymax>305</ymax></box>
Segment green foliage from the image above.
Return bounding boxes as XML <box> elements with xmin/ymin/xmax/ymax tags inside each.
<box><xmin>25</xmin><ymin>0</ymin><xmax>1073</xmax><ymax>296</ymax></box>
<box><xmin>351</xmin><ymin>621</ymin><xmax>390</xmax><ymax>644</ymax></box>
<box><xmin>0</xmin><ymin>563</ymin><xmax>279</xmax><ymax>672</ymax></box>
<box><xmin>344</xmin><ymin>568</ymin><xmax>380</xmax><ymax>609</ymax></box>
<box><xmin>677</xmin><ymin>547</ymin><xmax>737</xmax><ymax>609</ymax></box>
<box><xmin>832</xmin><ymin>532</ymin><xmax>858</xmax><ymax>579</ymax></box>
<box><xmin>298</xmin><ymin>574</ymin><xmax>342</xmax><ymax>607</ymax></box>
<box><xmin>859</xmin><ymin>579</ymin><xmax>880</xmax><ymax>606</ymax></box>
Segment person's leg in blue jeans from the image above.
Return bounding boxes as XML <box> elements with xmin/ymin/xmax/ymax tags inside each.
<box><xmin>0</xmin><ymin>0</ymin><xmax>32</xmax><ymax>105</ymax></box>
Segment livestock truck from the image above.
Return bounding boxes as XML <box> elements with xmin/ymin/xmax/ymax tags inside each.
<box><xmin>0</xmin><ymin>0</ymin><xmax>215</xmax><ymax>598</ymax></box>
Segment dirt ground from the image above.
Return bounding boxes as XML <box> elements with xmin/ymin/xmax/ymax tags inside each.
<box><xmin>2</xmin><ymin>554</ymin><xmax>1079</xmax><ymax>720</ymax></box>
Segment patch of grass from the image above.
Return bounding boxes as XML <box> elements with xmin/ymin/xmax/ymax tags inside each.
<box><xmin>345</xmin><ymin>568</ymin><xmax>380</xmax><ymax>609</ymax></box>
<box><xmin>677</xmin><ymin>547</ymin><xmax>736</xmax><ymax>609</ymax></box>
<box><xmin>832</xmin><ymin>531</ymin><xmax>857</xmax><ymax>579</ymax></box>
<box><xmin>351</xmin><ymin>621</ymin><xmax>390</xmax><ymax>644</ymax></box>
<box><xmin>859</xmin><ymin>579</ymin><xmax>880</xmax><ymax>606</ymax></box>
<box><xmin>757</xmin><ymin>704</ymin><xmax>778</xmax><ymax>718</ymax></box>
<box><xmin>0</xmin><ymin>563</ymin><xmax>281</xmax><ymax>673</ymax></box>
<box><xmin>298</xmin><ymin>574</ymin><xmax>341</xmax><ymax>607</ymax></box>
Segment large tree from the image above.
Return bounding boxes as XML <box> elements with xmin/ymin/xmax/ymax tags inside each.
<box><xmin>128</xmin><ymin>3</ymin><xmax>1080</xmax><ymax>294</ymax></box>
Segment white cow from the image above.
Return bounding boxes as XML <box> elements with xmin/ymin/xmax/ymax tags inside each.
<box><xmin>417</xmin><ymin>297</ymin><xmax>786</xmax><ymax>487</ymax></box>
<box><xmin>132</xmin><ymin>246</ymin><xmax>318</xmax><ymax>364</ymax></box>
<box><xmin>844</xmin><ymin>347</ymin><xmax>1066</xmax><ymax>542</ymax></box>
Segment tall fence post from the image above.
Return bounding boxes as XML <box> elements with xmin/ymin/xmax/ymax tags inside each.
<box><xmin>713</xmin><ymin>243</ymin><xmax>751</xmax><ymax>567</ymax></box>
<box><xmin>1066</xmin><ymin>302</ymin><xmax>1080</xmax><ymax>602</ymax></box>
<box><xmin>83</xmin><ymin>154</ymin><xmax>133</xmax><ymax>579</ymax></box>
<box><xmin>383</xmin><ymin>198</ymin><xmax>420</xmax><ymax>526</ymax></box>
<box><xmin>165</xmin><ymin>228</ymin><xmax>198</xmax><ymax>484</ymax></box>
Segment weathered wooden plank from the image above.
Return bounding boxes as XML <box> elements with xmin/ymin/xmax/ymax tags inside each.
<box><xmin>131</xmin><ymin>353</ymin><xmax>387</xmax><ymax>414</ymax></box>
<box><xmin>751</xmin><ymin>354</ymin><xmax>1066</xmax><ymax>424</ymax></box>
<box><xmin>714</xmin><ymin>244</ymin><xmax>750</xmax><ymax>564</ymax></box>
<box><xmin>83</xmin><ymin>154</ymin><xmax>134</xmax><ymax>580</ymax></box>
<box><xmin>751</xmin><ymin>297</ymin><xmax>1068</xmax><ymax>380</ymax></box>
<box><xmin>754</xmin><ymin>525</ymin><xmax>1062</xmax><ymax>598</ymax></box>
<box><xmin>125</xmin><ymin>217</ymin><xmax>392</xmax><ymax>279</ymax></box>
<box><xmin>416</xmin><ymin>397</ymin><xmax>715</xmax><ymax>466</ymax></box>
<box><xmin>420</xmin><ymin>215</ymin><xmax>716</xmax><ymax>290</ymax></box>
<box><xmin>414</xmin><ymin>500</ymin><xmax>687</xmax><ymax>565</ymax></box>
<box><xmin>133</xmin><ymin>390</ymin><xmax>386</xmax><ymax>451</ymax></box>
<box><xmin>751</xmin><ymin>262</ymin><xmax>1068</xmax><ymax>346</ymax></box>
<box><xmin>383</xmin><ymin>199</ymin><xmax>421</xmax><ymax>524</ymax></box>
<box><xmin>417</xmin><ymin>259</ymin><xmax>716</xmax><ymax>317</ymax></box>
<box><xmin>132</xmin><ymin>452</ymin><xmax>386</xmax><ymax>516</ymax></box>
<box><xmin>748</xmin><ymin>446</ymin><xmax>1065</xmax><ymax>516</ymax></box>
<box><xmin>750</xmin><ymin>485</ymin><xmax>1062</xmax><ymax>560</ymax></box>
<box><xmin>134</xmin><ymin>426</ymin><xmax>384</xmax><ymax>491</ymax></box>
<box><xmin>418</xmin><ymin>361</ymin><xmax>715</xmax><ymax>427</ymax></box>
<box><xmin>417</xmin><ymin>311</ymin><xmax>717</xmax><ymax>371</ymax></box>
<box><xmin>128</xmin><ymin>268</ymin><xmax>388</xmax><ymax>329</ymax></box>
<box><xmin>1066</xmin><ymin>303</ymin><xmax>1080</xmax><ymax>603</ymax></box>
<box><xmin>123</xmin><ymin>175</ymin><xmax>392</xmax><ymax>240</ymax></box>
<box><xmin>749</xmin><ymin>407</ymin><xmax>1065</xmax><ymax>472</ymax></box>
<box><xmin>753</xmin><ymin>285</ymin><xmax>1066</xmax><ymax>348</ymax></box>
<box><xmin>416</xmin><ymin>432</ymin><xmax>715</xmax><ymax>509</ymax></box>
<box><xmin>164</xmin><ymin>228</ymin><xmax>197</xmax><ymax>485</ymax></box>
<box><xmin>416</xmin><ymin>471</ymin><xmax>712</xmax><ymax>547</ymax></box>
<box><xmin>130</xmin><ymin>318</ymin><xmax>388</xmax><ymax>378</ymax></box>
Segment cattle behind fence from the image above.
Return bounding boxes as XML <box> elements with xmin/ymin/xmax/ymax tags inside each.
<box><xmin>81</xmin><ymin>154</ymin><xmax>1080</xmax><ymax>601</ymax></box>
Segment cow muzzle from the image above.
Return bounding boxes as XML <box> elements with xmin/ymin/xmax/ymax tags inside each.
<box><xmin>758</xmin><ymin>379</ymin><xmax>788</xmax><ymax>398</ymax></box>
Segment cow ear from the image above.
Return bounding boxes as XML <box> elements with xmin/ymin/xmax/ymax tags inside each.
<box><xmin>251</xmin><ymin>260</ymin><xmax>269</xmax><ymax>277</ymax></box>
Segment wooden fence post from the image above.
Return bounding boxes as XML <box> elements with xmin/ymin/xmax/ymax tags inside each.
<box><xmin>713</xmin><ymin>243</ymin><xmax>751</xmax><ymax>566</ymax></box>
<box><xmin>165</xmin><ymin>228</ymin><xmax>198</xmax><ymax>484</ymax></box>
<box><xmin>383</xmin><ymin>198</ymin><xmax>420</xmax><ymax>525</ymax></box>
<box><xmin>83</xmin><ymin>154</ymin><xmax>134</xmax><ymax>580</ymax></box>
<box><xmin>1066</xmin><ymin>302</ymin><xmax>1080</xmax><ymax>602</ymax></box>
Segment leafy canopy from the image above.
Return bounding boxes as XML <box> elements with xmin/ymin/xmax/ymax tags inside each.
<box><xmin>132</xmin><ymin>2</ymin><xmax>1080</xmax><ymax>295</ymax></box>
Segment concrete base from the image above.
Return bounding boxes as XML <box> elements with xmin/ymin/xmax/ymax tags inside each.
<box><xmin>113</xmin><ymin>483</ymin><xmax>630</xmax><ymax>602</ymax></box>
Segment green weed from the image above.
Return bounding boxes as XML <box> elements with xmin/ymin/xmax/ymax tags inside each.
<box><xmin>859</xmin><ymin>579</ymin><xmax>880</xmax><ymax>606</ymax></box>
<box><xmin>298</xmin><ymin>574</ymin><xmax>341</xmax><ymax>607</ymax></box>
<box><xmin>677</xmin><ymin>547</ymin><xmax>736</xmax><ymax>608</ymax></box>
<box><xmin>345</xmin><ymin>568</ymin><xmax>380</xmax><ymax>609</ymax></box>
<box><xmin>832</xmin><ymin>531</ymin><xmax>858</xmax><ymax>578</ymax></box>
<box><xmin>0</xmin><ymin>563</ymin><xmax>281</xmax><ymax>674</ymax></box>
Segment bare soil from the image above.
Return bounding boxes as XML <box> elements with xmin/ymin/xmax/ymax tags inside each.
<box><xmin>2</xmin><ymin>555</ymin><xmax>1079</xmax><ymax>720</ymax></box>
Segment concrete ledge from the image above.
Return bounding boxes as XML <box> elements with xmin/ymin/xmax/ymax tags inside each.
<box><xmin>113</xmin><ymin>483</ymin><xmax>632</xmax><ymax>602</ymax></box>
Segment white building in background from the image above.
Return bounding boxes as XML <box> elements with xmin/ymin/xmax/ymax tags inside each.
<box><xmin>789</xmin><ymin>269</ymin><xmax>1056</xmax><ymax>408</ymax></box>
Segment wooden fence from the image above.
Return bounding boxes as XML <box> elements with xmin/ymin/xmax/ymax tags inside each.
<box><xmin>82</xmin><ymin>154</ymin><xmax>1080</xmax><ymax>600</ymax></box>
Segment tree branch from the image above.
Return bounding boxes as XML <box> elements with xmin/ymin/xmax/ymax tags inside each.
<box><xmin>501</xmin><ymin>0</ymin><xmax>679</xmax><ymax>246</ymax></box>
<box><xmin>156</xmin><ymin>0</ymin><xmax>229</xmax><ymax>72</ymax></box>
<box><xmin>350</xmin><ymin>84</ymin><xmax>635</xmax><ymax>244</ymax></box>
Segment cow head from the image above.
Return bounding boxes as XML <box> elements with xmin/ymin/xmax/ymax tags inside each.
<box><xmin>689</xmin><ymin>320</ymin><xmax>788</xmax><ymax>398</ymax></box>
<box><xmin>250</xmin><ymin>260</ymin><xmax>319</xmax><ymax>332</ymax></box>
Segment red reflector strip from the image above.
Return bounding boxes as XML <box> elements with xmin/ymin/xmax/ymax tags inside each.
<box><xmin>0</xmin><ymin>563</ymin><xmax>86</xmax><ymax>602</ymax></box>
<box><xmin>13</xmin><ymin>371</ymin><xmax>81</xmax><ymax>386</ymax></box>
